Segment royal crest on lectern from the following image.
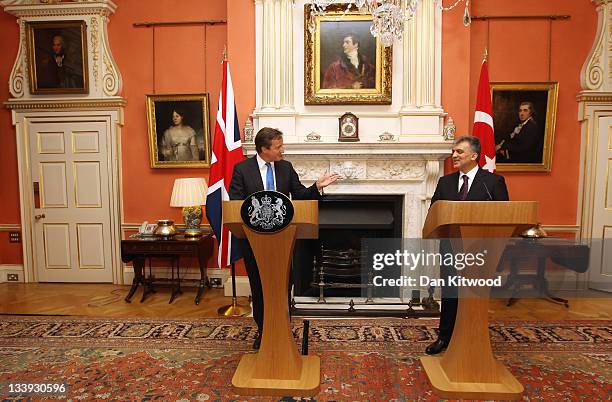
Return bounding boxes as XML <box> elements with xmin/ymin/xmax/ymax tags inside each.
<box><xmin>240</xmin><ymin>191</ymin><xmax>294</xmax><ymax>233</ymax></box>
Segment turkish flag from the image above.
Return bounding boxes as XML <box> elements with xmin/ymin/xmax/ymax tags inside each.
<box><xmin>472</xmin><ymin>60</ymin><xmax>496</xmax><ymax>172</ymax></box>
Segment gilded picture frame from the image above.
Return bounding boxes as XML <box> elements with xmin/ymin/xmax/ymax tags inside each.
<box><xmin>26</xmin><ymin>20</ymin><xmax>89</xmax><ymax>95</ymax></box>
<box><xmin>304</xmin><ymin>3</ymin><xmax>392</xmax><ymax>105</ymax></box>
<box><xmin>491</xmin><ymin>82</ymin><xmax>558</xmax><ymax>172</ymax></box>
<box><xmin>146</xmin><ymin>94</ymin><xmax>211</xmax><ymax>169</ymax></box>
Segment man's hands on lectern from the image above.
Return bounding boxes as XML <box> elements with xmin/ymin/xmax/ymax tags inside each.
<box><xmin>315</xmin><ymin>172</ymin><xmax>341</xmax><ymax>190</ymax></box>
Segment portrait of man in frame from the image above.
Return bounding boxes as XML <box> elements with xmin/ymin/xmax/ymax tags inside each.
<box><xmin>304</xmin><ymin>3</ymin><xmax>392</xmax><ymax>105</ymax></box>
<box><xmin>26</xmin><ymin>20</ymin><xmax>89</xmax><ymax>95</ymax></box>
<box><xmin>491</xmin><ymin>82</ymin><xmax>558</xmax><ymax>172</ymax></box>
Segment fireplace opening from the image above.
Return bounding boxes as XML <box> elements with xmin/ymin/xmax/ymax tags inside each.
<box><xmin>292</xmin><ymin>194</ymin><xmax>403</xmax><ymax>299</ymax></box>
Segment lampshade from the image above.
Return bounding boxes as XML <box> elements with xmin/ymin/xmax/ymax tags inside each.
<box><xmin>170</xmin><ymin>178</ymin><xmax>208</xmax><ymax>207</ymax></box>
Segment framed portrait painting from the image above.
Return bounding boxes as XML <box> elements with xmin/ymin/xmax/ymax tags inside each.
<box><xmin>304</xmin><ymin>3</ymin><xmax>392</xmax><ymax>105</ymax></box>
<box><xmin>26</xmin><ymin>20</ymin><xmax>89</xmax><ymax>94</ymax></box>
<box><xmin>146</xmin><ymin>94</ymin><xmax>212</xmax><ymax>168</ymax></box>
<box><xmin>491</xmin><ymin>82</ymin><xmax>558</xmax><ymax>172</ymax></box>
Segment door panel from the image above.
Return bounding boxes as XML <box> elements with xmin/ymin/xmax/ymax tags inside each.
<box><xmin>30</xmin><ymin>120</ymin><xmax>113</xmax><ymax>282</ymax></box>
<box><xmin>74</xmin><ymin>162</ymin><xmax>102</xmax><ymax>208</ymax></box>
<box><xmin>43</xmin><ymin>224</ymin><xmax>71</xmax><ymax>269</ymax></box>
<box><xmin>589</xmin><ymin>117</ymin><xmax>612</xmax><ymax>291</ymax></box>
<box><xmin>40</xmin><ymin>162</ymin><xmax>68</xmax><ymax>208</ymax></box>
<box><xmin>38</xmin><ymin>132</ymin><xmax>65</xmax><ymax>154</ymax></box>
<box><xmin>76</xmin><ymin>223</ymin><xmax>105</xmax><ymax>269</ymax></box>
<box><xmin>72</xmin><ymin>131</ymin><xmax>100</xmax><ymax>153</ymax></box>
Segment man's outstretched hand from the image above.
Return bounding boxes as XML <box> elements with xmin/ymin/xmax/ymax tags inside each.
<box><xmin>315</xmin><ymin>172</ymin><xmax>342</xmax><ymax>190</ymax></box>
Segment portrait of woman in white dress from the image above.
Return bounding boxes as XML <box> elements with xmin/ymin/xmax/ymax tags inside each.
<box><xmin>146</xmin><ymin>94</ymin><xmax>211</xmax><ymax>168</ymax></box>
<box><xmin>160</xmin><ymin>108</ymin><xmax>199</xmax><ymax>161</ymax></box>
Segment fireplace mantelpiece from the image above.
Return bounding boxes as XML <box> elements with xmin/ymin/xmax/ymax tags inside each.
<box><xmin>243</xmin><ymin>141</ymin><xmax>451</xmax><ymax>240</ymax></box>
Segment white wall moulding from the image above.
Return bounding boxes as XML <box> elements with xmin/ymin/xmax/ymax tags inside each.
<box><xmin>0</xmin><ymin>224</ymin><xmax>21</xmax><ymax>231</ymax></box>
<box><xmin>1</xmin><ymin>0</ymin><xmax>123</xmax><ymax>99</ymax></box>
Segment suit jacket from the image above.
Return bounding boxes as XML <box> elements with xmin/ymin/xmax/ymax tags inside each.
<box><xmin>229</xmin><ymin>156</ymin><xmax>321</xmax><ymax>201</ymax></box>
<box><xmin>499</xmin><ymin>119</ymin><xmax>542</xmax><ymax>163</ymax></box>
<box><xmin>430</xmin><ymin>168</ymin><xmax>509</xmax><ymax>205</ymax></box>
<box><xmin>430</xmin><ymin>168</ymin><xmax>509</xmax><ymax>270</ymax></box>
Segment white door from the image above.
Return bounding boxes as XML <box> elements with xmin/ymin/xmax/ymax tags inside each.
<box><xmin>589</xmin><ymin>116</ymin><xmax>612</xmax><ymax>292</ymax></box>
<box><xmin>29</xmin><ymin>120</ymin><xmax>113</xmax><ymax>282</ymax></box>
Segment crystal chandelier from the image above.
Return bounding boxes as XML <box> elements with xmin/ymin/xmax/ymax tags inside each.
<box><xmin>307</xmin><ymin>0</ymin><xmax>471</xmax><ymax>48</ymax></box>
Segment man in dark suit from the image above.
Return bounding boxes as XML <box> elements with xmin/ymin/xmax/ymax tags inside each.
<box><xmin>495</xmin><ymin>101</ymin><xmax>543</xmax><ymax>163</ymax></box>
<box><xmin>425</xmin><ymin>135</ymin><xmax>509</xmax><ymax>355</ymax></box>
<box><xmin>229</xmin><ymin>127</ymin><xmax>340</xmax><ymax>349</ymax></box>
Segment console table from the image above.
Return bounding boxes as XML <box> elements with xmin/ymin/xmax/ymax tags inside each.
<box><xmin>121</xmin><ymin>234</ymin><xmax>214</xmax><ymax>304</ymax></box>
<box><xmin>498</xmin><ymin>237</ymin><xmax>589</xmax><ymax>307</ymax></box>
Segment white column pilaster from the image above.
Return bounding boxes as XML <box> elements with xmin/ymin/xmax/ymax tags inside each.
<box><xmin>255</xmin><ymin>0</ymin><xmax>296</xmax><ymax>139</ymax></box>
<box><xmin>581</xmin><ymin>0</ymin><xmax>612</xmax><ymax>92</ymax></box>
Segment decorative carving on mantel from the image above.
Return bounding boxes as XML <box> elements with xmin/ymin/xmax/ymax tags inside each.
<box><xmin>292</xmin><ymin>160</ymin><xmax>330</xmax><ymax>181</ymax></box>
<box><xmin>580</xmin><ymin>0</ymin><xmax>611</xmax><ymax>91</ymax></box>
<box><xmin>331</xmin><ymin>160</ymin><xmax>367</xmax><ymax>180</ymax></box>
<box><xmin>443</xmin><ymin>116</ymin><xmax>456</xmax><ymax>140</ymax></box>
<box><xmin>367</xmin><ymin>161</ymin><xmax>425</xmax><ymax>180</ymax></box>
<box><xmin>378</xmin><ymin>132</ymin><xmax>396</xmax><ymax>142</ymax></box>
<box><xmin>291</xmin><ymin>158</ymin><xmax>427</xmax><ymax>181</ymax></box>
<box><xmin>425</xmin><ymin>160</ymin><xmax>441</xmax><ymax>202</ymax></box>
<box><xmin>2</xmin><ymin>0</ymin><xmax>122</xmax><ymax>100</ymax></box>
<box><xmin>305</xmin><ymin>132</ymin><xmax>321</xmax><ymax>142</ymax></box>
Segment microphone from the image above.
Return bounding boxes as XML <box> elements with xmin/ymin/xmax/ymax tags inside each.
<box><xmin>483</xmin><ymin>181</ymin><xmax>493</xmax><ymax>201</ymax></box>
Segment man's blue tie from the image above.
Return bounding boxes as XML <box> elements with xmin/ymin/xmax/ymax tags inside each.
<box><xmin>265</xmin><ymin>162</ymin><xmax>275</xmax><ymax>191</ymax></box>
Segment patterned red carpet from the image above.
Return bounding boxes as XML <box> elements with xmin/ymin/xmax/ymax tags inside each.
<box><xmin>0</xmin><ymin>316</ymin><xmax>610</xmax><ymax>401</ymax></box>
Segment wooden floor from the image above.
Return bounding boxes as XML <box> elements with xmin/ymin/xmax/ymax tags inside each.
<box><xmin>1</xmin><ymin>283</ymin><xmax>611</xmax><ymax>320</ymax></box>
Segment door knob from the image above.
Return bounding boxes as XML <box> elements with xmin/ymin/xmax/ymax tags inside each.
<box><xmin>34</xmin><ymin>214</ymin><xmax>45</xmax><ymax>220</ymax></box>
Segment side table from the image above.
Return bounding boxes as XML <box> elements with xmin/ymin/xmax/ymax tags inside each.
<box><xmin>498</xmin><ymin>237</ymin><xmax>589</xmax><ymax>307</ymax></box>
<box><xmin>121</xmin><ymin>233</ymin><xmax>214</xmax><ymax>304</ymax></box>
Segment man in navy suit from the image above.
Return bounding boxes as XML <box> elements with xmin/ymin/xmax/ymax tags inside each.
<box><xmin>229</xmin><ymin>127</ymin><xmax>340</xmax><ymax>349</ymax></box>
<box><xmin>495</xmin><ymin>101</ymin><xmax>543</xmax><ymax>163</ymax></box>
<box><xmin>425</xmin><ymin>135</ymin><xmax>509</xmax><ymax>355</ymax></box>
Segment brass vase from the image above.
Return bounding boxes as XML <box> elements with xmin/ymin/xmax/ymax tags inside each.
<box><xmin>154</xmin><ymin>219</ymin><xmax>177</xmax><ymax>239</ymax></box>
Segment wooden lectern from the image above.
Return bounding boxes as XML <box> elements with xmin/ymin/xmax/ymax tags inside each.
<box><xmin>223</xmin><ymin>200</ymin><xmax>320</xmax><ymax>397</ymax></box>
<box><xmin>420</xmin><ymin>201</ymin><xmax>538</xmax><ymax>400</ymax></box>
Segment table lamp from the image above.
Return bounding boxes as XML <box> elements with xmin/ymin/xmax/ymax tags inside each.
<box><xmin>170</xmin><ymin>178</ymin><xmax>208</xmax><ymax>237</ymax></box>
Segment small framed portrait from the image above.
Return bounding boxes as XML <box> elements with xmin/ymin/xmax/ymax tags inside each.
<box><xmin>304</xmin><ymin>3</ymin><xmax>392</xmax><ymax>105</ymax></box>
<box><xmin>26</xmin><ymin>20</ymin><xmax>89</xmax><ymax>95</ymax></box>
<box><xmin>146</xmin><ymin>94</ymin><xmax>212</xmax><ymax>168</ymax></box>
<box><xmin>491</xmin><ymin>82</ymin><xmax>559</xmax><ymax>172</ymax></box>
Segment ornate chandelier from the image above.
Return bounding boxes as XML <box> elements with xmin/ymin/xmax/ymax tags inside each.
<box><xmin>307</xmin><ymin>0</ymin><xmax>471</xmax><ymax>47</ymax></box>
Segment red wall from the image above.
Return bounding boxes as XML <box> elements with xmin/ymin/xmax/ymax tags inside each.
<box><xmin>0</xmin><ymin>9</ymin><xmax>20</xmax><ymax>264</ymax></box>
<box><xmin>0</xmin><ymin>0</ymin><xmax>597</xmax><ymax>267</ymax></box>
<box><xmin>110</xmin><ymin>0</ymin><xmax>227</xmax><ymax>224</ymax></box>
<box><xmin>441</xmin><ymin>0</ymin><xmax>596</xmax><ymax>225</ymax></box>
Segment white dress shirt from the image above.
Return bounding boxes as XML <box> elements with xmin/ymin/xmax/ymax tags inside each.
<box><xmin>256</xmin><ymin>153</ymin><xmax>276</xmax><ymax>191</ymax></box>
<box><xmin>457</xmin><ymin>164</ymin><xmax>479</xmax><ymax>193</ymax></box>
